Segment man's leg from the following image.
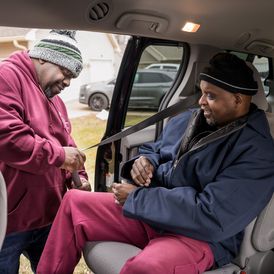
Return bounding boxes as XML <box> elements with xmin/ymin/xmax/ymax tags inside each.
<box><xmin>0</xmin><ymin>231</ymin><xmax>30</xmax><ymax>274</ymax></box>
<box><xmin>23</xmin><ymin>225</ymin><xmax>51</xmax><ymax>273</ymax></box>
<box><xmin>37</xmin><ymin>190</ymin><xmax>158</xmax><ymax>274</ymax></box>
<box><xmin>121</xmin><ymin>234</ymin><xmax>214</xmax><ymax>274</ymax></box>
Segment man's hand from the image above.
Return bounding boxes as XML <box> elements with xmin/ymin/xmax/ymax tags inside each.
<box><xmin>60</xmin><ymin>147</ymin><xmax>86</xmax><ymax>172</ymax></box>
<box><xmin>130</xmin><ymin>156</ymin><xmax>154</xmax><ymax>187</ymax></box>
<box><xmin>72</xmin><ymin>177</ymin><xmax>92</xmax><ymax>191</ymax></box>
<box><xmin>112</xmin><ymin>181</ymin><xmax>137</xmax><ymax>205</ymax></box>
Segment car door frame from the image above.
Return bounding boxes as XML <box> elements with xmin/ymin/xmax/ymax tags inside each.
<box><xmin>94</xmin><ymin>36</ymin><xmax>189</xmax><ymax>191</ymax></box>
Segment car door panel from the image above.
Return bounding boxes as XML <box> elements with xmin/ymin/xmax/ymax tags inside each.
<box><xmin>120</xmin><ymin>125</ymin><xmax>156</xmax><ymax>162</ymax></box>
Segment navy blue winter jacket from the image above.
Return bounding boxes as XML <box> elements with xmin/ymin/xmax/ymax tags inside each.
<box><xmin>122</xmin><ymin>105</ymin><xmax>274</xmax><ymax>266</ymax></box>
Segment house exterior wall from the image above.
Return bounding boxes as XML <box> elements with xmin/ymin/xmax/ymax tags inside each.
<box><xmin>61</xmin><ymin>31</ymin><xmax>121</xmax><ymax>102</ymax></box>
<box><xmin>0</xmin><ymin>41</ymin><xmax>28</xmax><ymax>60</ymax></box>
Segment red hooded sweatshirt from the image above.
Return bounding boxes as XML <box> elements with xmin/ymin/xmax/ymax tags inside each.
<box><xmin>0</xmin><ymin>51</ymin><xmax>87</xmax><ymax>234</ymax></box>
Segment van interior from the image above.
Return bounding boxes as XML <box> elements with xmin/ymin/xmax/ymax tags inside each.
<box><xmin>1</xmin><ymin>0</ymin><xmax>274</xmax><ymax>273</ymax></box>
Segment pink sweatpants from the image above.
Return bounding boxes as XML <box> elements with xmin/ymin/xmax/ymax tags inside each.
<box><xmin>37</xmin><ymin>189</ymin><xmax>214</xmax><ymax>274</ymax></box>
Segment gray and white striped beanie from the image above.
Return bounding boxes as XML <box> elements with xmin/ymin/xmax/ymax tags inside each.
<box><xmin>29</xmin><ymin>29</ymin><xmax>83</xmax><ymax>77</ymax></box>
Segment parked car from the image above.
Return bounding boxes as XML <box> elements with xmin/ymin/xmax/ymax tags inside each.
<box><xmin>145</xmin><ymin>63</ymin><xmax>180</xmax><ymax>71</ymax></box>
<box><xmin>79</xmin><ymin>78</ymin><xmax>115</xmax><ymax>111</ymax></box>
<box><xmin>79</xmin><ymin>69</ymin><xmax>176</xmax><ymax>111</ymax></box>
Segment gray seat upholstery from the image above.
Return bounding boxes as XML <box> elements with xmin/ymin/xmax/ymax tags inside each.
<box><xmin>83</xmin><ymin>63</ymin><xmax>274</xmax><ymax>273</ymax></box>
<box><xmin>0</xmin><ymin>172</ymin><xmax>7</xmax><ymax>250</ymax></box>
<box><xmin>84</xmin><ymin>241</ymin><xmax>141</xmax><ymax>274</ymax></box>
<box><xmin>204</xmin><ymin>193</ymin><xmax>274</xmax><ymax>274</ymax></box>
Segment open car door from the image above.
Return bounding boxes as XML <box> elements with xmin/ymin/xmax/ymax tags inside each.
<box><xmin>93</xmin><ymin>36</ymin><xmax>203</xmax><ymax>191</ymax></box>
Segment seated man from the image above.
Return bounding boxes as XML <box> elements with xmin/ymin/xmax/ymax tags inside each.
<box><xmin>37</xmin><ymin>53</ymin><xmax>274</xmax><ymax>274</ymax></box>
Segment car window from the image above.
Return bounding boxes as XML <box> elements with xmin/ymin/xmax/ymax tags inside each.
<box><xmin>159</xmin><ymin>73</ymin><xmax>174</xmax><ymax>82</ymax></box>
<box><xmin>232</xmin><ymin>51</ymin><xmax>270</xmax><ymax>96</ymax></box>
<box><xmin>252</xmin><ymin>56</ymin><xmax>270</xmax><ymax>96</ymax></box>
<box><xmin>133</xmin><ymin>73</ymin><xmax>140</xmax><ymax>84</ymax></box>
<box><xmin>163</xmin><ymin>65</ymin><xmax>178</xmax><ymax>70</ymax></box>
<box><xmin>149</xmin><ymin>65</ymin><xmax>161</xmax><ymax>69</ymax></box>
<box><xmin>137</xmin><ymin>72</ymin><xmax>169</xmax><ymax>83</ymax></box>
<box><xmin>125</xmin><ymin>44</ymin><xmax>184</xmax><ymax>127</ymax></box>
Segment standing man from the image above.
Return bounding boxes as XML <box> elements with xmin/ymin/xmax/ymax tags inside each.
<box><xmin>37</xmin><ymin>53</ymin><xmax>274</xmax><ymax>274</ymax></box>
<box><xmin>0</xmin><ymin>29</ymin><xmax>90</xmax><ymax>273</ymax></box>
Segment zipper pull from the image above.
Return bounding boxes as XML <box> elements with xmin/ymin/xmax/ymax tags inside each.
<box><xmin>173</xmin><ymin>159</ymin><xmax>178</xmax><ymax>168</ymax></box>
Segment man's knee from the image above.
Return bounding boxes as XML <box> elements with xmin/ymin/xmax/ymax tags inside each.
<box><xmin>63</xmin><ymin>189</ymin><xmax>88</xmax><ymax>204</ymax></box>
<box><xmin>61</xmin><ymin>189</ymin><xmax>85</xmax><ymax>214</ymax></box>
<box><xmin>62</xmin><ymin>190</ymin><xmax>112</xmax><ymax>214</ymax></box>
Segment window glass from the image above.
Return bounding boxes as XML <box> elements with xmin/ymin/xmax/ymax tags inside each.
<box><xmin>138</xmin><ymin>72</ymin><xmax>166</xmax><ymax>83</ymax></box>
<box><xmin>150</xmin><ymin>65</ymin><xmax>161</xmax><ymax>69</ymax></box>
<box><xmin>133</xmin><ymin>73</ymin><xmax>140</xmax><ymax>84</ymax></box>
<box><xmin>231</xmin><ymin>51</ymin><xmax>270</xmax><ymax>96</ymax></box>
<box><xmin>163</xmin><ymin>65</ymin><xmax>179</xmax><ymax>70</ymax></box>
<box><xmin>252</xmin><ymin>56</ymin><xmax>269</xmax><ymax>95</ymax></box>
<box><xmin>125</xmin><ymin>44</ymin><xmax>184</xmax><ymax>127</ymax></box>
<box><xmin>160</xmin><ymin>73</ymin><xmax>174</xmax><ymax>82</ymax></box>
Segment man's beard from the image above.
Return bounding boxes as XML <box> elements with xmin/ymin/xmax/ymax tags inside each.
<box><xmin>44</xmin><ymin>87</ymin><xmax>54</xmax><ymax>99</ymax></box>
<box><xmin>205</xmin><ymin>117</ymin><xmax>216</xmax><ymax>126</ymax></box>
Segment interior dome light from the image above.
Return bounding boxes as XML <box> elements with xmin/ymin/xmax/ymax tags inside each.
<box><xmin>182</xmin><ymin>22</ymin><xmax>200</xmax><ymax>32</ymax></box>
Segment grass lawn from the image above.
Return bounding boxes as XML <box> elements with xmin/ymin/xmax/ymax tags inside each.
<box><xmin>70</xmin><ymin>113</ymin><xmax>107</xmax><ymax>189</ymax></box>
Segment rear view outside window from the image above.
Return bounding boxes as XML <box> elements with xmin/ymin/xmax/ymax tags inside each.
<box><xmin>252</xmin><ymin>56</ymin><xmax>270</xmax><ymax>96</ymax></box>
<box><xmin>231</xmin><ymin>51</ymin><xmax>270</xmax><ymax>96</ymax></box>
<box><xmin>125</xmin><ymin>45</ymin><xmax>184</xmax><ymax>127</ymax></box>
<box><xmin>135</xmin><ymin>72</ymin><xmax>174</xmax><ymax>83</ymax></box>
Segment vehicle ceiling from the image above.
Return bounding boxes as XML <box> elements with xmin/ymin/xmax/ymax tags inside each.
<box><xmin>1</xmin><ymin>0</ymin><xmax>274</xmax><ymax>57</ymax></box>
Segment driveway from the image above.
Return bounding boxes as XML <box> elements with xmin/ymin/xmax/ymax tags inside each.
<box><xmin>65</xmin><ymin>99</ymin><xmax>155</xmax><ymax>120</ymax></box>
<box><xmin>65</xmin><ymin>99</ymin><xmax>93</xmax><ymax>119</ymax></box>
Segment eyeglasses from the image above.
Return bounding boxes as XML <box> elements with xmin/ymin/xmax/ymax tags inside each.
<box><xmin>60</xmin><ymin>67</ymin><xmax>74</xmax><ymax>79</ymax></box>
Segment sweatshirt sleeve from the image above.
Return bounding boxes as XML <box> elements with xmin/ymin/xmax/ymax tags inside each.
<box><xmin>123</xmin><ymin>144</ymin><xmax>274</xmax><ymax>242</ymax></box>
<box><xmin>65</xmin><ymin>135</ymin><xmax>89</xmax><ymax>185</ymax></box>
<box><xmin>0</xmin><ymin>81</ymin><xmax>65</xmax><ymax>174</ymax></box>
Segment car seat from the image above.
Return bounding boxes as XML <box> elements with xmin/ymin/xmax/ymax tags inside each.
<box><xmin>0</xmin><ymin>172</ymin><xmax>7</xmax><ymax>250</ymax></box>
<box><xmin>83</xmin><ymin>64</ymin><xmax>274</xmax><ymax>274</ymax></box>
<box><xmin>83</xmin><ymin>192</ymin><xmax>274</xmax><ymax>274</ymax></box>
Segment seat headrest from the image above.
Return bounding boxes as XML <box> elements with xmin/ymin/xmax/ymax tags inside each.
<box><xmin>247</xmin><ymin>62</ymin><xmax>268</xmax><ymax>111</ymax></box>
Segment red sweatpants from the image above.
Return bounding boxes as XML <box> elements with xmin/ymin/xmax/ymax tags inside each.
<box><xmin>37</xmin><ymin>189</ymin><xmax>214</xmax><ymax>274</ymax></box>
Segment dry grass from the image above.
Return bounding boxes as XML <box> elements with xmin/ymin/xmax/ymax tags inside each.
<box><xmin>19</xmin><ymin>255</ymin><xmax>93</xmax><ymax>274</ymax></box>
<box><xmin>70</xmin><ymin>113</ymin><xmax>107</xmax><ymax>189</ymax></box>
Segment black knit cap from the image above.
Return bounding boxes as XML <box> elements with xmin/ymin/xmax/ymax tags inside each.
<box><xmin>199</xmin><ymin>52</ymin><xmax>258</xmax><ymax>95</ymax></box>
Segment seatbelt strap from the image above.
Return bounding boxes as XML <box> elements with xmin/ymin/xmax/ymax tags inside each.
<box><xmin>72</xmin><ymin>98</ymin><xmax>193</xmax><ymax>187</ymax></box>
<box><xmin>81</xmin><ymin>99</ymin><xmax>187</xmax><ymax>151</ymax></box>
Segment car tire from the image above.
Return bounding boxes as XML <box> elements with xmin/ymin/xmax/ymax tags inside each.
<box><xmin>89</xmin><ymin>93</ymin><xmax>109</xmax><ymax>111</ymax></box>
